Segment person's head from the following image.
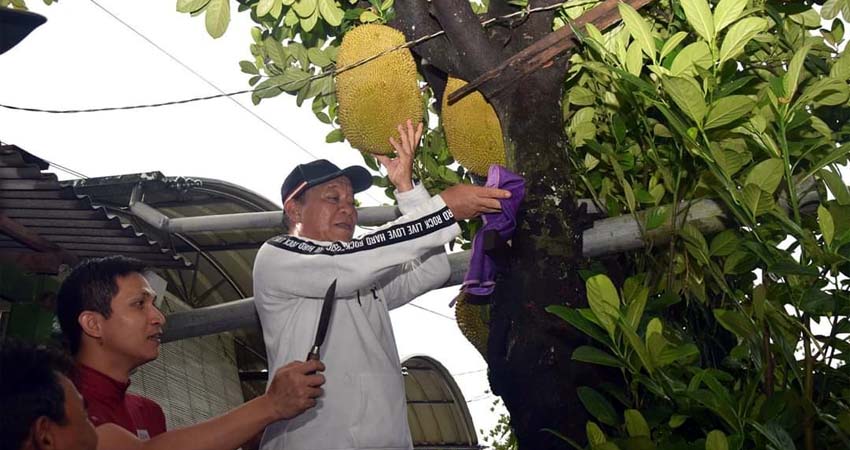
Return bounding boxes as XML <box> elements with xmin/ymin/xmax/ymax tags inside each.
<box><xmin>0</xmin><ymin>341</ymin><xmax>97</xmax><ymax>450</ymax></box>
<box><xmin>56</xmin><ymin>256</ymin><xmax>164</xmax><ymax>368</ymax></box>
<box><xmin>281</xmin><ymin>159</ymin><xmax>372</xmax><ymax>242</ymax></box>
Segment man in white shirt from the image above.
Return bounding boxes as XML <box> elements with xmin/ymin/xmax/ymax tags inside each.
<box><xmin>254</xmin><ymin>120</ymin><xmax>511</xmax><ymax>450</ymax></box>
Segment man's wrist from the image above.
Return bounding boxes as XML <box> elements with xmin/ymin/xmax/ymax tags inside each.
<box><xmin>255</xmin><ymin>393</ymin><xmax>282</xmax><ymax>423</ymax></box>
<box><xmin>395</xmin><ymin>179</ymin><xmax>414</xmax><ymax>192</ymax></box>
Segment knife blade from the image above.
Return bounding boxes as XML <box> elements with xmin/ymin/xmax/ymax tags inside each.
<box><xmin>307</xmin><ymin>279</ymin><xmax>337</xmax><ymax>361</ymax></box>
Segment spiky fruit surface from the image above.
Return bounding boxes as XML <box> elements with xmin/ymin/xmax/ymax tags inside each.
<box><xmin>441</xmin><ymin>77</ymin><xmax>506</xmax><ymax>175</ymax></box>
<box><xmin>336</xmin><ymin>24</ymin><xmax>423</xmax><ymax>155</ymax></box>
<box><xmin>454</xmin><ymin>291</ymin><xmax>489</xmax><ymax>360</ymax></box>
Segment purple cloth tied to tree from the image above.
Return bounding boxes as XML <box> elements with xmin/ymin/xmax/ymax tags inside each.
<box><xmin>461</xmin><ymin>164</ymin><xmax>525</xmax><ymax>296</ymax></box>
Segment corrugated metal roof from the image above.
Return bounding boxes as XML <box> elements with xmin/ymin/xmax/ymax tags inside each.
<box><xmin>404</xmin><ymin>356</ymin><xmax>480</xmax><ymax>449</ymax></box>
<box><xmin>0</xmin><ymin>145</ymin><xmax>189</xmax><ymax>272</ymax></box>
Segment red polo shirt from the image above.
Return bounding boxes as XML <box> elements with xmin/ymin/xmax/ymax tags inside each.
<box><xmin>74</xmin><ymin>364</ymin><xmax>167</xmax><ymax>440</ymax></box>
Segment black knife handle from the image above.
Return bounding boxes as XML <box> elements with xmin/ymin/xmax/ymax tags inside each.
<box><xmin>306</xmin><ymin>346</ymin><xmax>320</xmax><ymax>375</ymax></box>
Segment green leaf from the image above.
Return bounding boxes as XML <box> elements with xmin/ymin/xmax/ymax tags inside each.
<box><xmin>359</xmin><ymin>9</ymin><xmax>379</xmax><ymax>22</ymax></box>
<box><xmin>256</xmin><ymin>0</ymin><xmax>275</xmax><ymax>16</ymax></box>
<box><xmin>318</xmin><ymin>0</ymin><xmax>344</xmax><ymax>26</ymax></box>
<box><xmin>669</xmin><ymin>415</ymin><xmax>688</xmax><ymax>428</ymax></box>
<box><xmin>803</xmin><ymin>78</ymin><xmax>850</xmax><ymax>107</ymax></box>
<box><xmin>704</xmin><ymin>95</ymin><xmax>755</xmax><ymax>129</ymax></box>
<box><xmin>783</xmin><ymin>43</ymin><xmax>812</xmax><ymax>102</ymax></box>
<box><xmin>744</xmin><ymin>158</ymin><xmax>784</xmax><ymax>194</ymax></box>
<box><xmin>681</xmin><ymin>0</ymin><xmax>716</xmax><ymax>44</ymax></box>
<box><xmin>663</xmin><ymin>76</ymin><xmax>706</xmax><ymax>125</ymax></box>
<box><xmin>624</xmin><ymin>410</ymin><xmax>650</xmax><ymax>438</ymax></box>
<box><xmin>709</xmin><ymin>230</ymin><xmax>739</xmax><ymax>257</ymax></box>
<box><xmin>204</xmin><ymin>0</ymin><xmax>230</xmax><ymax>38</ymax></box>
<box><xmin>307</xmin><ymin>47</ymin><xmax>332</xmax><ymax>66</ymax></box>
<box><xmin>830</xmin><ymin>47</ymin><xmax>850</xmax><ymax>80</ymax></box>
<box><xmin>253</xmin><ymin>77</ymin><xmax>284</xmax><ymax>99</ymax></box>
<box><xmin>239</xmin><ymin>60</ymin><xmax>259</xmax><ymax>75</ymax></box>
<box><xmin>660</xmin><ymin>31</ymin><xmax>688</xmax><ymax>61</ymax></box>
<box><xmin>570</xmin><ymin>86</ymin><xmax>595</xmax><ymax>106</ymax></box>
<box><xmin>293</xmin><ymin>0</ymin><xmax>316</xmax><ymax>17</ymax></box>
<box><xmin>577</xmin><ymin>387</ymin><xmax>619</xmax><ymax>426</ymax></box>
<box><xmin>325</xmin><ymin>128</ymin><xmax>344</xmax><ymax>143</ymax></box>
<box><xmin>750</xmin><ymin>422</ymin><xmax>797</xmax><ymax>450</ymax></box>
<box><xmin>619</xmin><ymin>2</ymin><xmax>656</xmax><ymax>60</ymax></box>
<box><xmin>767</xmin><ymin>260</ymin><xmax>819</xmax><ymax>277</ymax></box>
<box><xmin>741</xmin><ymin>184</ymin><xmax>774</xmax><ymax>218</ymax></box>
<box><xmin>713</xmin><ymin>0</ymin><xmax>747</xmax><ymax>33</ymax></box>
<box><xmin>264</xmin><ymin>37</ymin><xmax>287</xmax><ymax>67</ymax></box>
<box><xmin>624</xmin><ymin>288</ymin><xmax>648</xmax><ymax>330</ymax></box>
<box><xmin>713</xmin><ymin>309</ymin><xmax>756</xmax><ymax>339</ymax></box>
<box><xmin>625</xmin><ymin>42</ymin><xmax>644</xmax><ymax>76</ymax></box>
<box><xmin>718</xmin><ymin>17</ymin><xmax>767</xmax><ymax>65</ymax></box>
<box><xmin>572</xmin><ymin>346</ymin><xmax>624</xmax><ymax>368</ymax></box>
<box><xmin>177</xmin><ymin>0</ymin><xmax>210</xmax><ymax>13</ymax></box>
<box><xmin>819</xmin><ymin>205</ymin><xmax>835</xmax><ymax>246</ymax></box>
<box><xmin>546</xmin><ymin>306</ymin><xmax>611</xmax><ymax>346</ymax></box>
<box><xmin>620</xmin><ymin>319</ymin><xmax>654</xmax><ymax>373</ymax></box>
<box><xmin>671</xmin><ymin>41</ymin><xmax>712</xmax><ymax>76</ymax></box>
<box><xmin>300</xmin><ymin>12</ymin><xmax>319</xmax><ymax>31</ymax></box>
<box><xmin>587</xmin><ymin>422</ymin><xmax>606</xmax><ymax>446</ymax></box>
<box><xmin>586</xmin><ymin>275</ymin><xmax>620</xmax><ymax>337</ymax></box>
<box><xmin>706</xmin><ymin>430</ymin><xmax>729</xmax><ymax>450</ymax></box>
<box><xmin>710</xmin><ymin>146</ymin><xmax>750</xmax><ymax>177</ymax></box>
<box><xmin>820</xmin><ymin>168</ymin><xmax>850</xmax><ymax>206</ymax></box>
<box><xmin>645</xmin><ymin>205</ymin><xmax>668</xmax><ymax>230</ymax></box>
<box><xmin>656</xmin><ymin>343</ymin><xmax>699</xmax><ymax>366</ymax></box>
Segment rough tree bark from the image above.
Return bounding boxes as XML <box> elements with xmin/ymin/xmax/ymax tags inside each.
<box><xmin>391</xmin><ymin>1</ymin><xmax>648</xmax><ymax>447</ymax></box>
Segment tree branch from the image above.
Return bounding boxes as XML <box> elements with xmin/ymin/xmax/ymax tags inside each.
<box><xmin>514</xmin><ymin>0</ymin><xmax>565</xmax><ymax>48</ymax></box>
<box><xmin>448</xmin><ymin>0</ymin><xmax>656</xmax><ymax>103</ymax></box>
<box><xmin>430</xmin><ymin>0</ymin><xmax>504</xmax><ymax>80</ymax></box>
<box><xmin>390</xmin><ymin>0</ymin><xmax>464</xmax><ymax>76</ymax></box>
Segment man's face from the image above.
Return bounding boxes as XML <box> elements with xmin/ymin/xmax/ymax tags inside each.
<box><xmin>293</xmin><ymin>176</ymin><xmax>358</xmax><ymax>242</ymax></box>
<box><xmin>50</xmin><ymin>375</ymin><xmax>98</xmax><ymax>450</ymax></box>
<box><xmin>99</xmin><ymin>273</ymin><xmax>165</xmax><ymax>367</ymax></box>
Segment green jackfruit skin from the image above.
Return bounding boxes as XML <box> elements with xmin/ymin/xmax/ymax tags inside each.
<box><xmin>454</xmin><ymin>291</ymin><xmax>489</xmax><ymax>360</ymax></box>
<box><xmin>336</xmin><ymin>24</ymin><xmax>423</xmax><ymax>155</ymax></box>
<box><xmin>442</xmin><ymin>77</ymin><xmax>506</xmax><ymax>175</ymax></box>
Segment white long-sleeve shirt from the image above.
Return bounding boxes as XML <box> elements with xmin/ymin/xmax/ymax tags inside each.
<box><xmin>254</xmin><ymin>184</ymin><xmax>460</xmax><ymax>450</ymax></box>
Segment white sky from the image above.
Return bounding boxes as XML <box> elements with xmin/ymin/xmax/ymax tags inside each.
<box><xmin>0</xmin><ymin>0</ymin><xmax>502</xmax><ymax>441</ymax></box>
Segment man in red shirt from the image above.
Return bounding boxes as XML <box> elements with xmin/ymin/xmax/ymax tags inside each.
<box><xmin>56</xmin><ymin>256</ymin><xmax>324</xmax><ymax>450</ymax></box>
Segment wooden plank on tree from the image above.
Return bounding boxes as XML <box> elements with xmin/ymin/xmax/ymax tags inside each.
<box><xmin>448</xmin><ymin>0</ymin><xmax>655</xmax><ymax>103</ymax></box>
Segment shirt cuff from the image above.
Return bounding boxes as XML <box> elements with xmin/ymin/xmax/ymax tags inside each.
<box><xmin>395</xmin><ymin>183</ymin><xmax>431</xmax><ymax>215</ymax></box>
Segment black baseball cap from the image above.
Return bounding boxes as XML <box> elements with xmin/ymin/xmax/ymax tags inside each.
<box><xmin>281</xmin><ymin>159</ymin><xmax>372</xmax><ymax>206</ymax></box>
<box><xmin>0</xmin><ymin>8</ymin><xmax>47</xmax><ymax>55</ymax></box>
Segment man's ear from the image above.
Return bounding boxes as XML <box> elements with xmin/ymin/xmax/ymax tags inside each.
<box><xmin>31</xmin><ymin>416</ymin><xmax>57</xmax><ymax>450</ymax></box>
<box><xmin>284</xmin><ymin>200</ymin><xmax>301</xmax><ymax>223</ymax></box>
<box><xmin>78</xmin><ymin>311</ymin><xmax>104</xmax><ymax>339</ymax></box>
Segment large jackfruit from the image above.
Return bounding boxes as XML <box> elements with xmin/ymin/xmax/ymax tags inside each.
<box><xmin>441</xmin><ymin>77</ymin><xmax>506</xmax><ymax>175</ymax></box>
<box><xmin>454</xmin><ymin>291</ymin><xmax>489</xmax><ymax>360</ymax></box>
<box><xmin>336</xmin><ymin>24</ymin><xmax>423</xmax><ymax>155</ymax></box>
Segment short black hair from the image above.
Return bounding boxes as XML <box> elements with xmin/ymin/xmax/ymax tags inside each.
<box><xmin>56</xmin><ymin>256</ymin><xmax>149</xmax><ymax>354</ymax></box>
<box><xmin>0</xmin><ymin>340</ymin><xmax>74</xmax><ymax>450</ymax></box>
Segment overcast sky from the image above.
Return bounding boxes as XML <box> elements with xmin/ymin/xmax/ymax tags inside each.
<box><xmin>1</xmin><ymin>0</ymin><xmax>502</xmax><ymax>440</ymax></box>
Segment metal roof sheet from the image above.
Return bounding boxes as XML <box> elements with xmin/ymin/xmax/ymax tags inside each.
<box><xmin>0</xmin><ymin>145</ymin><xmax>188</xmax><ymax>272</ymax></box>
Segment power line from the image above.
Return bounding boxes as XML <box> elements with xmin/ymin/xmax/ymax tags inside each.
<box><xmin>0</xmin><ymin>2</ymin><xmax>565</xmax><ymax>115</ymax></box>
<box><xmin>87</xmin><ymin>0</ymin><xmax>386</xmax><ymax>204</ymax></box>
<box><xmin>87</xmin><ymin>0</ymin><xmax>323</xmax><ymax>163</ymax></box>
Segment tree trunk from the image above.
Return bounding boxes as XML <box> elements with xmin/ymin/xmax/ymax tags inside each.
<box><xmin>391</xmin><ymin>1</ymin><xmax>621</xmax><ymax>446</ymax></box>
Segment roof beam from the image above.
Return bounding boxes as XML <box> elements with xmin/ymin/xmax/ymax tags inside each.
<box><xmin>0</xmin><ymin>214</ymin><xmax>77</xmax><ymax>265</ymax></box>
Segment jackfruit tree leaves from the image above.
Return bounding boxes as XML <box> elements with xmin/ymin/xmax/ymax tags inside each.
<box><xmin>204</xmin><ymin>0</ymin><xmax>231</xmax><ymax>38</ymax></box>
